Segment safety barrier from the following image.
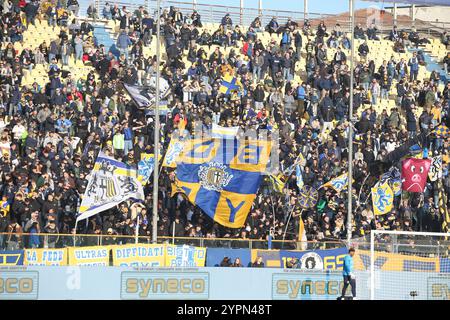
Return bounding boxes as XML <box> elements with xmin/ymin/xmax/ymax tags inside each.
<box><xmin>0</xmin><ymin>232</ymin><xmax>345</xmax><ymax>250</ymax></box>
<box><xmin>88</xmin><ymin>0</ymin><xmax>333</xmax><ymax>27</ymax></box>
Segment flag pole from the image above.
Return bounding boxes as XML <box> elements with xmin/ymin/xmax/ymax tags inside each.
<box><xmin>152</xmin><ymin>0</ymin><xmax>161</xmax><ymax>244</ymax></box>
<box><xmin>282</xmin><ymin>204</ymin><xmax>296</xmax><ymax>244</ymax></box>
<box><xmin>269</xmin><ymin>193</ymin><xmax>276</xmax><ymax>249</ymax></box>
<box><xmin>135</xmin><ymin>215</ymin><xmax>140</xmax><ymax>244</ymax></box>
<box><xmin>74</xmin><ymin>220</ymin><xmax>78</xmax><ymax>246</ymax></box>
<box><xmin>347</xmin><ymin>0</ymin><xmax>355</xmax><ymax>244</ymax></box>
<box><xmin>356</xmin><ymin>172</ymin><xmax>371</xmax><ymax>209</ymax></box>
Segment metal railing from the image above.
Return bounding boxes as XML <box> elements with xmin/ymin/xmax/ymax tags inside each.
<box><xmin>78</xmin><ymin>0</ymin><xmax>449</xmax><ymax>41</ymax></box>
<box><xmin>333</xmin><ymin>17</ymin><xmax>449</xmax><ymax>36</ymax></box>
<box><xmin>0</xmin><ymin>232</ymin><xmax>345</xmax><ymax>251</ymax></box>
<box><xmin>86</xmin><ymin>0</ymin><xmax>335</xmax><ymax>27</ymax></box>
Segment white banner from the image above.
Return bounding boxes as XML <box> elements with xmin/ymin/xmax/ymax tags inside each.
<box><xmin>76</xmin><ymin>152</ymin><xmax>144</xmax><ymax>222</ymax></box>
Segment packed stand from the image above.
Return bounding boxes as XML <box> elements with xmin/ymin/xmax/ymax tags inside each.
<box><xmin>0</xmin><ymin>1</ymin><xmax>449</xmax><ymax>251</ymax></box>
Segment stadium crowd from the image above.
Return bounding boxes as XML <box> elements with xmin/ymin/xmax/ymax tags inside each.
<box><xmin>0</xmin><ymin>0</ymin><xmax>449</xmax><ymax>251</ymax></box>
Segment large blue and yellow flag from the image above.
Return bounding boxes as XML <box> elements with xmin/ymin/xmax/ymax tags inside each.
<box><xmin>219</xmin><ymin>74</ymin><xmax>242</xmax><ymax>95</ymax></box>
<box><xmin>320</xmin><ymin>173</ymin><xmax>349</xmax><ymax>192</ymax></box>
<box><xmin>174</xmin><ymin>138</ymin><xmax>271</xmax><ymax>228</ymax></box>
<box><xmin>371</xmin><ymin>181</ymin><xmax>394</xmax><ymax>215</ymax></box>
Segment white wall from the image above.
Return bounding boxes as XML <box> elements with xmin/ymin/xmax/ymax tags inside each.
<box><xmin>390</xmin><ymin>6</ymin><xmax>450</xmax><ymax>26</ymax></box>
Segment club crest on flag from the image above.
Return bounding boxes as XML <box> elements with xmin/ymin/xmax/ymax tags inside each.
<box><xmin>371</xmin><ymin>182</ymin><xmax>393</xmax><ymax>215</ymax></box>
<box><xmin>77</xmin><ymin>152</ymin><xmax>144</xmax><ymax>222</ymax></box>
<box><xmin>91</xmin><ymin>160</ymin><xmax>120</xmax><ymax>201</ymax></box>
<box><xmin>198</xmin><ymin>162</ymin><xmax>233</xmax><ymax>192</ymax></box>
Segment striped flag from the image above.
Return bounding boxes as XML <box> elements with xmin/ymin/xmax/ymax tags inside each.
<box><xmin>211</xmin><ymin>124</ymin><xmax>240</xmax><ymax>140</ymax></box>
<box><xmin>269</xmin><ymin>174</ymin><xmax>285</xmax><ymax>194</ymax></box>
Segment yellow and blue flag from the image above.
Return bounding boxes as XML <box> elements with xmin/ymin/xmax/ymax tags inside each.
<box><xmin>219</xmin><ymin>74</ymin><xmax>242</xmax><ymax>95</ymax></box>
<box><xmin>268</xmin><ymin>174</ymin><xmax>285</xmax><ymax>194</ymax></box>
<box><xmin>298</xmin><ymin>185</ymin><xmax>318</xmax><ymax>209</ymax></box>
<box><xmin>371</xmin><ymin>181</ymin><xmax>394</xmax><ymax>215</ymax></box>
<box><xmin>175</xmin><ymin>138</ymin><xmax>271</xmax><ymax>228</ymax></box>
<box><xmin>137</xmin><ymin>153</ymin><xmax>162</xmax><ymax>185</ymax></box>
<box><xmin>321</xmin><ymin>173</ymin><xmax>349</xmax><ymax>192</ymax></box>
<box><xmin>433</xmin><ymin>124</ymin><xmax>450</xmax><ymax>138</ymax></box>
<box><xmin>162</xmin><ymin>136</ymin><xmax>186</xmax><ymax>168</ymax></box>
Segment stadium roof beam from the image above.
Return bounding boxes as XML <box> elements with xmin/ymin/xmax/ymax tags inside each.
<box><xmin>240</xmin><ymin>0</ymin><xmax>244</xmax><ymax>26</ymax></box>
<box><xmin>393</xmin><ymin>3</ymin><xmax>397</xmax><ymax>25</ymax></box>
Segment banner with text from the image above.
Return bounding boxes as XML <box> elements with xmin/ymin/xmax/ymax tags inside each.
<box><xmin>24</xmin><ymin>248</ymin><xmax>67</xmax><ymax>266</ymax></box>
<box><xmin>112</xmin><ymin>244</ymin><xmax>165</xmax><ymax>267</ymax></box>
<box><xmin>251</xmin><ymin>247</ymin><xmax>348</xmax><ymax>269</ymax></box>
<box><xmin>165</xmin><ymin>245</ymin><xmax>206</xmax><ymax>267</ymax></box>
<box><xmin>0</xmin><ymin>250</ymin><xmax>24</xmax><ymax>266</ymax></box>
<box><xmin>68</xmin><ymin>246</ymin><xmax>111</xmax><ymax>266</ymax></box>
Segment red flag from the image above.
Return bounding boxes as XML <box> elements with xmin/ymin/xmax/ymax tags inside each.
<box><xmin>401</xmin><ymin>158</ymin><xmax>431</xmax><ymax>193</ymax></box>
